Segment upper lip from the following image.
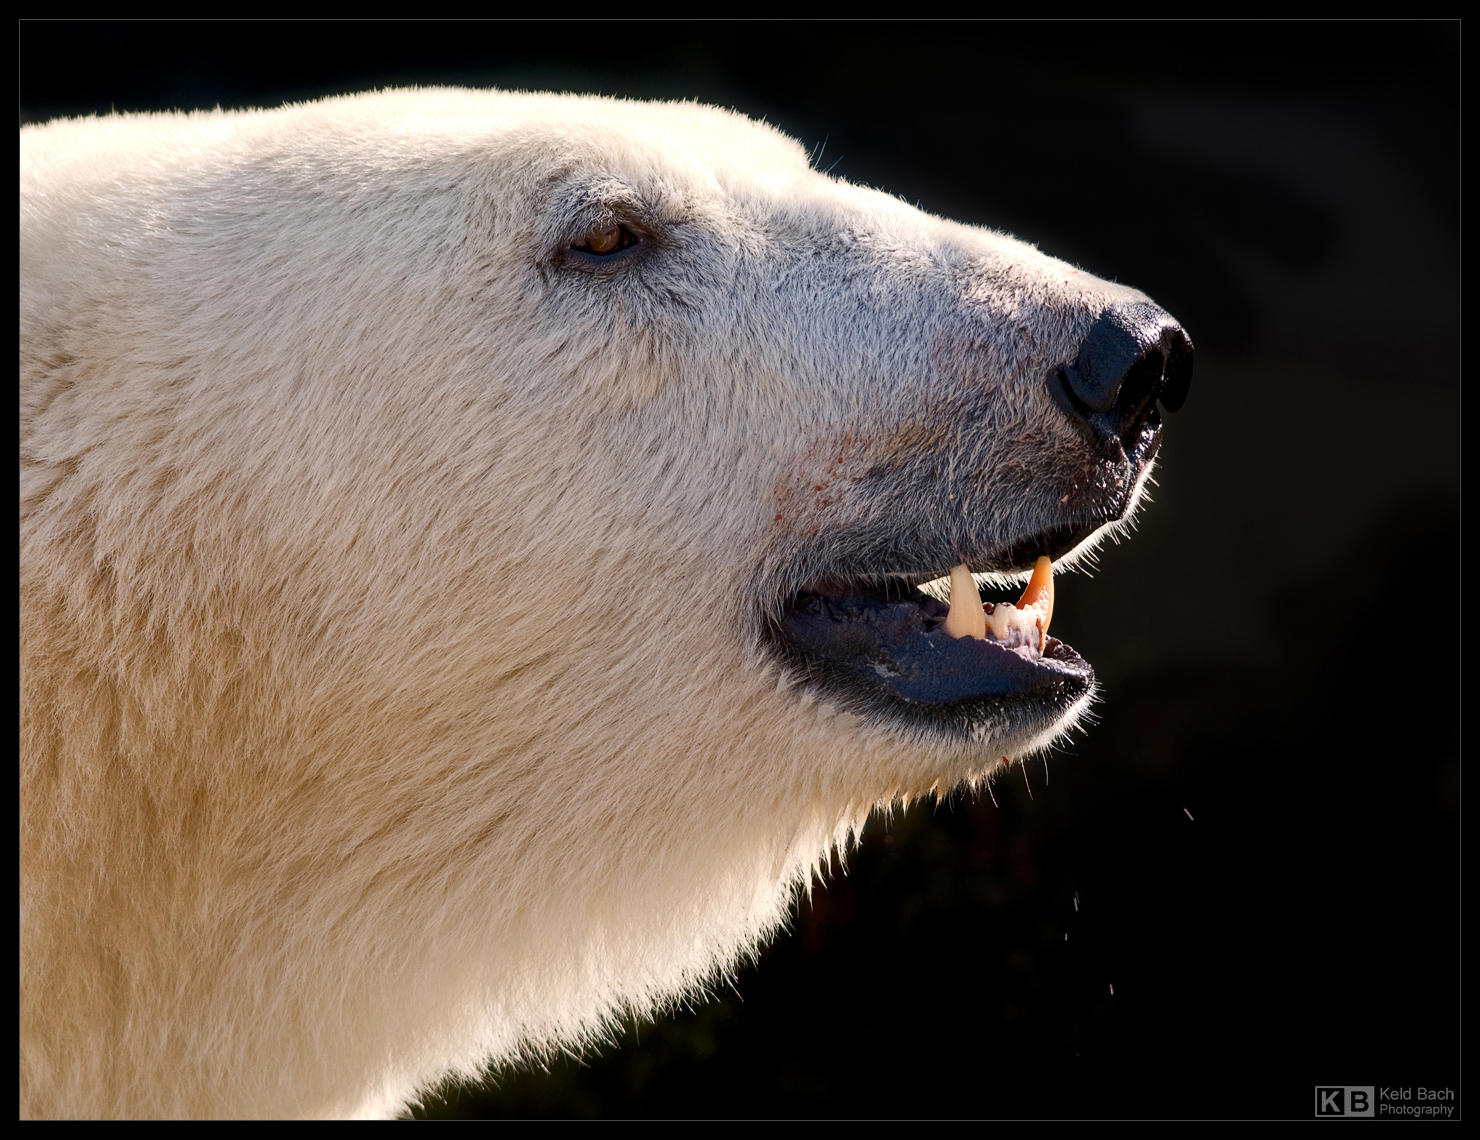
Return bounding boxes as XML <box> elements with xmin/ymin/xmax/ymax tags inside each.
<box><xmin>950</xmin><ymin>516</ymin><xmax>1113</xmax><ymax>578</ymax></box>
<box><xmin>780</xmin><ymin>512</ymin><xmax>1118</xmax><ymax>603</ymax></box>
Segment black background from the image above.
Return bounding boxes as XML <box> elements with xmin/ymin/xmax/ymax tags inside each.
<box><xmin>20</xmin><ymin>20</ymin><xmax>1461</xmax><ymax>1121</ymax></box>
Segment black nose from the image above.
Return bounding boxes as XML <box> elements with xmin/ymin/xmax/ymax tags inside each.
<box><xmin>1047</xmin><ymin>301</ymin><xmax>1194</xmax><ymax>462</ymax></box>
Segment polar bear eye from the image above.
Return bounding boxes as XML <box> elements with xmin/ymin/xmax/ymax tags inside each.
<box><xmin>573</xmin><ymin>224</ymin><xmax>638</xmax><ymax>256</ymax></box>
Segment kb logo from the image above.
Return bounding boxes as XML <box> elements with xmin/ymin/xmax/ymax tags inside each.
<box><xmin>1315</xmin><ymin>1087</ymin><xmax>1375</xmax><ymax>1117</ymax></box>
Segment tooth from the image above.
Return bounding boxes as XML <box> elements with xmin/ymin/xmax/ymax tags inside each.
<box><xmin>1015</xmin><ymin>555</ymin><xmax>1054</xmax><ymax>649</ymax></box>
<box><xmin>979</xmin><ymin>556</ymin><xmax>1054</xmax><ymax>650</ymax></box>
<box><xmin>942</xmin><ymin>563</ymin><xmax>986</xmax><ymax>640</ymax></box>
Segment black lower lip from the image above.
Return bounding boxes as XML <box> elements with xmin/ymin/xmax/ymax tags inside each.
<box><xmin>768</xmin><ymin>585</ymin><xmax>1093</xmax><ymax>730</ymax></box>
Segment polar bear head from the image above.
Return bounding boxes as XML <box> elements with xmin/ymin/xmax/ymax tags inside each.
<box><xmin>20</xmin><ymin>88</ymin><xmax>1191</xmax><ymax>1117</ymax></box>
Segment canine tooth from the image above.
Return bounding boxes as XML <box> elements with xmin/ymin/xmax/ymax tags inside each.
<box><xmin>942</xmin><ymin>563</ymin><xmax>986</xmax><ymax>640</ymax></box>
<box><xmin>1016</xmin><ymin>555</ymin><xmax>1054</xmax><ymax>629</ymax></box>
<box><xmin>1015</xmin><ymin>555</ymin><xmax>1054</xmax><ymax>649</ymax></box>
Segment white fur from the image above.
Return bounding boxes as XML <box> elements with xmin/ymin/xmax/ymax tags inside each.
<box><xmin>21</xmin><ymin>89</ymin><xmax>1152</xmax><ymax>1117</ymax></box>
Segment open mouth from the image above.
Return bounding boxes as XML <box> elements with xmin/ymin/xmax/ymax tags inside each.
<box><xmin>767</xmin><ymin>543</ymin><xmax>1096</xmax><ymax>738</ymax></box>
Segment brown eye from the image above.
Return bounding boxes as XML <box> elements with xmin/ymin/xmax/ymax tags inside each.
<box><xmin>573</xmin><ymin>223</ymin><xmax>636</xmax><ymax>257</ymax></box>
<box><xmin>585</xmin><ymin>225</ymin><xmax>622</xmax><ymax>254</ymax></box>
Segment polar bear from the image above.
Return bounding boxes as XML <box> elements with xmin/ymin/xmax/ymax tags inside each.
<box><xmin>19</xmin><ymin>89</ymin><xmax>1192</xmax><ymax>1118</ymax></box>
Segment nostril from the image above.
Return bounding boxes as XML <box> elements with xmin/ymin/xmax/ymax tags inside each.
<box><xmin>1115</xmin><ymin>346</ymin><xmax>1165</xmax><ymax>425</ymax></box>
<box><xmin>1159</xmin><ymin>330</ymin><xmax>1194</xmax><ymax>413</ymax></box>
<box><xmin>1047</xmin><ymin>301</ymin><xmax>1195</xmax><ymax>461</ymax></box>
<box><xmin>1074</xmin><ymin>301</ymin><xmax>1194</xmax><ymax>415</ymax></box>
